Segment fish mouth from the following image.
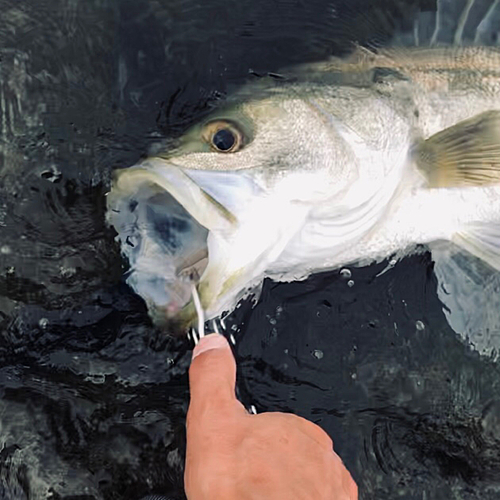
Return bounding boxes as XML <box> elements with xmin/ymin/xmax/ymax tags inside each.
<box><xmin>106</xmin><ymin>158</ymin><xmax>236</xmax><ymax>328</ymax></box>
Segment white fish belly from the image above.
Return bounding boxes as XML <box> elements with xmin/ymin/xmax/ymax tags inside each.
<box><xmin>265</xmin><ymin>177</ymin><xmax>500</xmax><ymax>283</ymax></box>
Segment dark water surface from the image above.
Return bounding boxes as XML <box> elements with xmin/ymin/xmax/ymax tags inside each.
<box><xmin>1</xmin><ymin>0</ymin><xmax>500</xmax><ymax>499</ymax></box>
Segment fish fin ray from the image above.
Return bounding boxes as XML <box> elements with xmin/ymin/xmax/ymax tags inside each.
<box><xmin>414</xmin><ymin>110</ymin><xmax>500</xmax><ymax>188</ymax></box>
<box><xmin>475</xmin><ymin>0</ymin><xmax>500</xmax><ymax>44</ymax></box>
<box><xmin>390</xmin><ymin>0</ymin><xmax>500</xmax><ymax>47</ymax></box>
<box><xmin>453</xmin><ymin>221</ymin><xmax>500</xmax><ymax>270</ymax></box>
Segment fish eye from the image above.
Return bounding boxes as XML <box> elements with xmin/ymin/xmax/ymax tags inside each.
<box><xmin>213</xmin><ymin>128</ymin><xmax>235</xmax><ymax>151</ymax></box>
<box><xmin>203</xmin><ymin>120</ymin><xmax>243</xmax><ymax>153</ymax></box>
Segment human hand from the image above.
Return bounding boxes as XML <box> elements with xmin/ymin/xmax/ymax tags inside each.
<box><xmin>184</xmin><ymin>333</ymin><xmax>358</xmax><ymax>500</ymax></box>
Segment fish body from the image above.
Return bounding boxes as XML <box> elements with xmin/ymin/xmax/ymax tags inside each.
<box><xmin>107</xmin><ymin>42</ymin><xmax>500</xmax><ymax>326</ymax></box>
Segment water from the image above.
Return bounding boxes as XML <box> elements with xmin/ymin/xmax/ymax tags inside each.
<box><xmin>1</xmin><ymin>0</ymin><xmax>500</xmax><ymax>499</ymax></box>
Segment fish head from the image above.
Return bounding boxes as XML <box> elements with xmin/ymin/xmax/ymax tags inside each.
<box><xmin>106</xmin><ymin>79</ymin><xmax>366</xmax><ymax>328</ymax></box>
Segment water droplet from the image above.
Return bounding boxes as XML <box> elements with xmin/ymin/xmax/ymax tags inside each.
<box><xmin>269</xmin><ymin>317</ymin><xmax>277</xmax><ymax>325</ymax></box>
<box><xmin>231</xmin><ymin>324</ymin><xmax>238</xmax><ymax>331</ymax></box>
<box><xmin>312</xmin><ymin>349</ymin><xmax>324</xmax><ymax>360</ymax></box>
<box><xmin>229</xmin><ymin>334</ymin><xmax>236</xmax><ymax>345</ymax></box>
<box><xmin>340</xmin><ymin>268</ymin><xmax>352</xmax><ymax>278</ymax></box>
<box><xmin>415</xmin><ymin>320</ymin><xmax>425</xmax><ymax>331</ymax></box>
<box><xmin>351</xmin><ymin>372</ymin><xmax>357</xmax><ymax>380</ymax></box>
<box><xmin>0</xmin><ymin>245</ymin><xmax>11</xmax><ymax>254</ymax></box>
<box><xmin>347</xmin><ymin>280</ymin><xmax>355</xmax><ymax>287</ymax></box>
<box><xmin>284</xmin><ymin>349</ymin><xmax>289</xmax><ymax>354</ymax></box>
<box><xmin>39</xmin><ymin>318</ymin><xmax>49</xmax><ymax>329</ymax></box>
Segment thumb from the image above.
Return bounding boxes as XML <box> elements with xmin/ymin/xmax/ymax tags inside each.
<box><xmin>188</xmin><ymin>333</ymin><xmax>239</xmax><ymax>412</ymax></box>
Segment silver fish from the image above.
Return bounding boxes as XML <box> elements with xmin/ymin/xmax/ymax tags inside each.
<box><xmin>107</xmin><ymin>2</ymin><xmax>500</xmax><ymax>328</ymax></box>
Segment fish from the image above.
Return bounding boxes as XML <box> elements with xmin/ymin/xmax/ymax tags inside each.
<box><xmin>106</xmin><ymin>0</ymin><xmax>500</xmax><ymax>329</ymax></box>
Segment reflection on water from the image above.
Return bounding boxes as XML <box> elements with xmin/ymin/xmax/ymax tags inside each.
<box><xmin>1</xmin><ymin>0</ymin><xmax>500</xmax><ymax>498</ymax></box>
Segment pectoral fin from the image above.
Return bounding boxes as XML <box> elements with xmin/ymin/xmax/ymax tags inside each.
<box><xmin>453</xmin><ymin>222</ymin><xmax>500</xmax><ymax>271</ymax></box>
<box><xmin>414</xmin><ymin>110</ymin><xmax>500</xmax><ymax>188</ymax></box>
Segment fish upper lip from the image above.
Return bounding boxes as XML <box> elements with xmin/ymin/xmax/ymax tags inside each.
<box><xmin>133</xmin><ymin>156</ymin><xmax>237</xmax><ymax>230</ymax></box>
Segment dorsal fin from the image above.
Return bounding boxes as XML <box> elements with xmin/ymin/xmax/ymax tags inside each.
<box><xmin>390</xmin><ymin>0</ymin><xmax>500</xmax><ymax>47</ymax></box>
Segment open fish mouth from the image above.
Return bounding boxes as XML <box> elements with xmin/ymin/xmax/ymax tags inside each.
<box><xmin>105</xmin><ymin>158</ymin><xmax>235</xmax><ymax>327</ymax></box>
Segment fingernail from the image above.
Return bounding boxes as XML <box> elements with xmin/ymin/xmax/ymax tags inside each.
<box><xmin>192</xmin><ymin>333</ymin><xmax>229</xmax><ymax>360</ymax></box>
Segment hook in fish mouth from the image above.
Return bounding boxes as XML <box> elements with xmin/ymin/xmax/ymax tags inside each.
<box><xmin>106</xmin><ymin>158</ymin><xmax>238</xmax><ymax>330</ymax></box>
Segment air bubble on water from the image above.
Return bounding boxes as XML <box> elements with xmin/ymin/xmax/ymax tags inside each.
<box><xmin>312</xmin><ymin>349</ymin><xmax>324</xmax><ymax>360</ymax></box>
<box><xmin>40</xmin><ymin>167</ymin><xmax>62</xmax><ymax>183</ymax></box>
<box><xmin>60</xmin><ymin>266</ymin><xmax>76</xmax><ymax>277</ymax></box>
<box><xmin>340</xmin><ymin>268</ymin><xmax>352</xmax><ymax>278</ymax></box>
<box><xmin>39</xmin><ymin>318</ymin><xmax>49</xmax><ymax>329</ymax></box>
<box><xmin>347</xmin><ymin>280</ymin><xmax>355</xmax><ymax>287</ymax></box>
<box><xmin>415</xmin><ymin>320</ymin><xmax>425</xmax><ymax>331</ymax></box>
<box><xmin>85</xmin><ymin>374</ymin><xmax>105</xmax><ymax>384</ymax></box>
